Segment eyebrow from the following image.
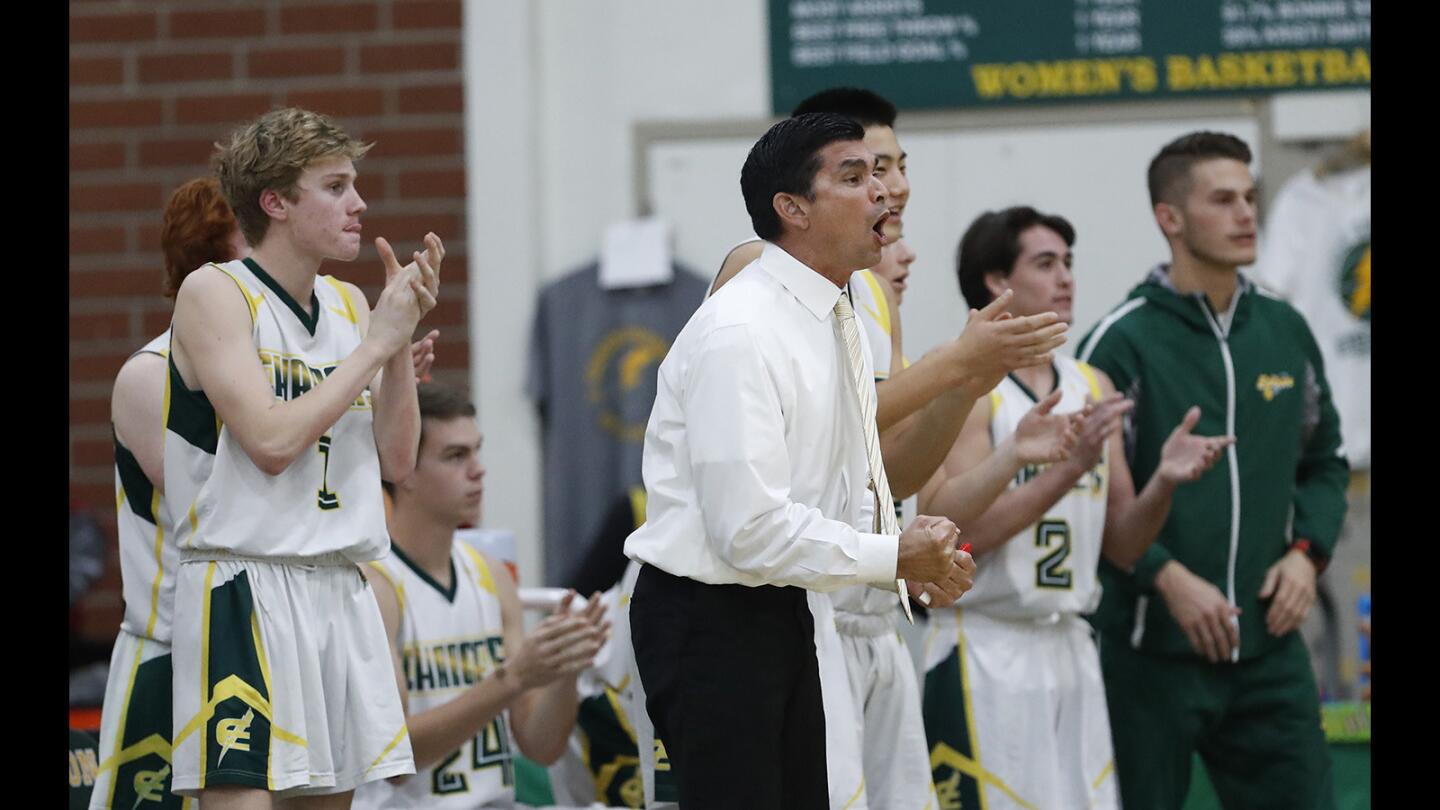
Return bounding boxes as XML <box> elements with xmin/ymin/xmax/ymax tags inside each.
<box><xmin>837</xmin><ymin>157</ymin><xmax>872</xmax><ymax>173</ymax></box>
<box><xmin>1028</xmin><ymin>250</ymin><xmax>1069</xmax><ymax>263</ymax></box>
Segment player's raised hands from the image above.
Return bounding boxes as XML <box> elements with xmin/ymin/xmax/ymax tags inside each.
<box><xmin>1069</xmin><ymin>394</ymin><xmax>1134</xmax><ymax>470</ymax></box>
<box><xmin>367</xmin><ymin>236</ymin><xmax>425</xmax><ymax>351</ymax></box>
<box><xmin>504</xmin><ymin>589</ymin><xmax>610</xmax><ymax>691</ymax></box>
<box><xmin>1157</xmin><ymin>406</ymin><xmax>1234</xmax><ymax>485</ymax></box>
<box><xmin>948</xmin><ymin>289</ymin><xmax>1069</xmax><ymax>393</ymax></box>
<box><xmin>1014</xmin><ymin>389</ymin><xmax>1080</xmax><ymax>465</ymax></box>
<box><xmin>411</xmin><ymin>329</ymin><xmax>440</xmax><ymax>381</ymax></box>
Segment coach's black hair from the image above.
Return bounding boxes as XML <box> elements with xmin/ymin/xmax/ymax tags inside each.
<box><xmin>741</xmin><ymin>112</ymin><xmax>867</xmax><ymax>241</ymax></box>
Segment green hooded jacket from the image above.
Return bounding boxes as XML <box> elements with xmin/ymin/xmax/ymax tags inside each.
<box><xmin>1076</xmin><ymin>265</ymin><xmax>1348</xmax><ymax>661</ymax></box>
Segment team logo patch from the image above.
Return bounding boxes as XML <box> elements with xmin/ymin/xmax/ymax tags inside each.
<box><xmin>216</xmin><ymin>708</ymin><xmax>254</xmax><ymax>764</ymax></box>
<box><xmin>132</xmin><ymin>765</ymin><xmax>170</xmax><ymax>806</ymax></box>
<box><xmin>1256</xmin><ymin>373</ymin><xmax>1296</xmax><ymax>401</ymax></box>
<box><xmin>586</xmin><ymin>327</ymin><xmax>671</xmax><ymax>441</ymax></box>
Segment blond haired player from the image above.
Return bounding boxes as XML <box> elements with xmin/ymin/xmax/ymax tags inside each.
<box><xmin>165</xmin><ymin>108</ymin><xmax>443</xmax><ymax>807</ymax></box>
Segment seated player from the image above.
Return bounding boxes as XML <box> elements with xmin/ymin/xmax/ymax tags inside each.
<box><xmin>354</xmin><ymin>382</ymin><xmax>609</xmax><ymax>809</ymax></box>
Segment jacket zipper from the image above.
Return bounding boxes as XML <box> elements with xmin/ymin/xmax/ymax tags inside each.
<box><xmin>1198</xmin><ymin>300</ymin><xmax>1242</xmax><ymax>663</ymax></box>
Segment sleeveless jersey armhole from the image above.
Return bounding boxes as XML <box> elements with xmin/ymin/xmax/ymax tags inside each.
<box><xmin>457</xmin><ymin>542</ymin><xmax>498</xmax><ymax>595</ymax></box>
<box><xmin>211</xmin><ymin>262</ymin><xmax>261</xmax><ymax>329</ymax></box>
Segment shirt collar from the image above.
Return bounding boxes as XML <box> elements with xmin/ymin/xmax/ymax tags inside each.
<box><xmin>1147</xmin><ymin>262</ymin><xmax>1255</xmax><ymax>297</ymax></box>
<box><xmin>759</xmin><ymin>241</ymin><xmax>849</xmax><ymax>321</ymax></box>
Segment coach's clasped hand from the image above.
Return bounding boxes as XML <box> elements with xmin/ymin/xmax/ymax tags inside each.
<box><xmin>897</xmin><ymin>515</ymin><xmax>975</xmax><ymax>608</ymax></box>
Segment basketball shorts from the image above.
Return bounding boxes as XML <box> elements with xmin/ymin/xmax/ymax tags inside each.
<box><xmin>835</xmin><ymin>609</ymin><xmax>939</xmax><ymax>810</ymax></box>
<box><xmin>922</xmin><ymin>609</ymin><xmax>1118</xmax><ymax>810</ymax></box>
<box><xmin>90</xmin><ymin>631</ymin><xmax>188</xmax><ymax>809</ymax></box>
<box><xmin>170</xmin><ymin>554</ymin><xmax>415</xmax><ymax>797</ymax></box>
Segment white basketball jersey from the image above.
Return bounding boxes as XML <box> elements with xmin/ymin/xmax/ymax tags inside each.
<box><xmin>164</xmin><ymin>258</ymin><xmax>388</xmax><ymax>561</ymax></box>
<box><xmin>962</xmin><ymin>358</ymin><xmax>1109</xmax><ymax>619</ymax></box>
<box><xmin>355</xmin><ymin>542</ymin><xmax>514</xmax><ymax>809</ymax></box>
<box><xmin>114</xmin><ymin>330</ymin><xmax>182</xmax><ymax>643</ymax></box>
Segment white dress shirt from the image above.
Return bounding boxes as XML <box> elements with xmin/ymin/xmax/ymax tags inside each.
<box><xmin>624</xmin><ymin>241</ymin><xmax>899</xmax><ymax>590</ymax></box>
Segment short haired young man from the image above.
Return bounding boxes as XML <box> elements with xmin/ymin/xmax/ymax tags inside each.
<box><xmin>164</xmin><ymin>108</ymin><xmax>445</xmax><ymax>807</ymax></box>
<box><xmin>919</xmin><ymin>205</ymin><xmax>1231</xmax><ymax>810</ymax></box>
<box><xmin>1076</xmin><ymin>132</ymin><xmax>1348</xmax><ymax>809</ymax></box>
<box><xmin>353</xmin><ymin>383</ymin><xmax>608</xmax><ymax>809</ymax></box>
<box><xmin>625</xmin><ymin>112</ymin><xmax>976</xmax><ymax>809</ymax></box>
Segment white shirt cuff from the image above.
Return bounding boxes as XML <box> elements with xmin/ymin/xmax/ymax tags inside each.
<box><xmin>855</xmin><ymin>531</ymin><xmax>899</xmax><ymax>585</ymax></box>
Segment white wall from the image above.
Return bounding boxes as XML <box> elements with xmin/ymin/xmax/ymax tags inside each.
<box><xmin>466</xmin><ymin>0</ymin><xmax>771</xmax><ymax>585</ymax></box>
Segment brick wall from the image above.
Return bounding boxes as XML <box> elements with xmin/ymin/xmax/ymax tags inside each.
<box><xmin>69</xmin><ymin>0</ymin><xmax>469</xmax><ymax>643</ymax></box>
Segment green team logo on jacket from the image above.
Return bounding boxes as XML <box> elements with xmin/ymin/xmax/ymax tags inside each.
<box><xmin>1339</xmin><ymin>240</ymin><xmax>1370</xmax><ymax>321</ymax></box>
<box><xmin>1256</xmin><ymin>373</ymin><xmax>1296</xmax><ymax>402</ymax></box>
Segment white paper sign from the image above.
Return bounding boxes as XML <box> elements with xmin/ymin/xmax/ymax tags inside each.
<box><xmin>599</xmin><ymin>216</ymin><xmax>674</xmax><ymax>289</ymax></box>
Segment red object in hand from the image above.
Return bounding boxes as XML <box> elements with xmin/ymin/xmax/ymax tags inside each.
<box><xmin>960</xmin><ymin>543</ymin><xmax>972</xmax><ymax>554</ymax></box>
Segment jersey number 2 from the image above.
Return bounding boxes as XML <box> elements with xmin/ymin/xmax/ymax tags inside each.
<box><xmin>317</xmin><ymin>433</ymin><xmax>340</xmax><ymax>510</ymax></box>
<box><xmin>1035</xmin><ymin>519</ymin><xmax>1073</xmax><ymax>589</ymax></box>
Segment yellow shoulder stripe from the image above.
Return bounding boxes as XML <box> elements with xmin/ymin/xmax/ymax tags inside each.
<box><xmin>322</xmin><ymin>276</ymin><xmax>359</xmax><ymax>325</ymax></box>
<box><xmin>988</xmin><ymin>390</ymin><xmax>1002</xmax><ymax>416</ymax></box>
<box><xmin>212</xmin><ymin>263</ymin><xmax>261</xmax><ymax>326</ymax></box>
<box><xmin>858</xmin><ymin>269</ymin><xmax>893</xmax><ymax>336</ymax></box>
<box><xmin>366</xmin><ymin>560</ymin><xmax>406</xmax><ymax>614</ymax></box>
<box><xmin>457</xmin><ymin>542</ymin><xmax>498</xmax><ymax>595</ymax></box>
<box><xmin>1076</xmin><ymin>361</ymin><xmax>1103</xmax><ymax>400</ymax></box>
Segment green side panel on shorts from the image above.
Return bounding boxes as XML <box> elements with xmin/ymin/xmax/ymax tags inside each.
<box><xmin>576</xmin><ymin>693</ymin><xmax>644</xmax><ymax>808</ymax></box>
<box><xmin>166</xmin><ymin>359</ymin><xmax>218</xmax><ymax>455</ymax></box>
<box><xmin>203</xmin><ymin>571</ymin><xmax>272</xmax><ymax>790</ymax></box>
<box><xmin>114</xmin><ymin>430</ymin><xmax>157</xmax><ymax>524</ymax></box>
<box><xmin>110</xmin><ymin>652</ymin><xmax>186</xmax><ymax>809</ymax></box>
<box><xmin>923</xmin><ymin>646</ymin><xmax>983</xmax><ymax>810</ymax></box>
<box><xmin>70</xmin><ymin>729</ymin><xmax>99</xmax><ymax>810</ymax></box>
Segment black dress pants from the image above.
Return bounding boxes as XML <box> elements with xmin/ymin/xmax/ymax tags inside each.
<box><xmin>629</xmin><ymin>563</ymin><xmax>830</xmax><ymax>809</ymax></box>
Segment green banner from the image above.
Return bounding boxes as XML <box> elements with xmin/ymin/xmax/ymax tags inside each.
<box><xmin>769</xmin><ymin>0</ymin><xmax>1370</xmax><ymax>113</ymax></box>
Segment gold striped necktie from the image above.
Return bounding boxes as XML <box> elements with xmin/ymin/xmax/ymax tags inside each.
<box><xmin>834</xmin><ymin>292</ymin><xmax>913</xmax><ymax>622</ymax></box>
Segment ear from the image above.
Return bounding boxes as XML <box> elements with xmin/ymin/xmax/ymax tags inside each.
<box><xmin>1154</xmin><ymin>202</ymin><xmax>1184</xmax><ymax>238</ymax></box>
<box><xmin>773</xmin><ymin>192</ymin><xmax>810</xmax><ymax>232</ymax></box>
<box><xmin>258</xmin><ymin>188</ymin><xmax>289</xmax><ymax>223</ymax></box>
<box><xmin>983</xmin><ymin>270</ymin><xmax>1010</xmax><ymax>301</ymax></box>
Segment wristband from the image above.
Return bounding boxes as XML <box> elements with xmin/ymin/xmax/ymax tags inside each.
<box><xmin>1290</xmin><ymin>538</ymin><xmax>1328</xmax><ymax>574</ymax></box>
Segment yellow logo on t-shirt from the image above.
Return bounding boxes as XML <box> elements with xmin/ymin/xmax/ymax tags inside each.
<box><xmin>587</xmin><ymin>327</ymin><xmax>671</xmax><ymax>442</ymax></box>
<box><xmin>1256</xmin><ymin>373</ymin><xmax>1296</xmax><ymax>401</ymax></box>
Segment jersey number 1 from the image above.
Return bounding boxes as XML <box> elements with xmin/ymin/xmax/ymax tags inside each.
<box><xmin>317</xmin><ymin>433</ymin><xmax>340</xmax><ymax>510</ymax></box>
